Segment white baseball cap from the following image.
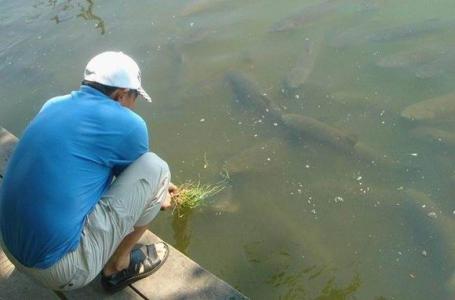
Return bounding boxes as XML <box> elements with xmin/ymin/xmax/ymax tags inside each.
<box><xmin>83</xmin><ymin>51</ymin><xmax>152</xmax><ymax>102</ymax></box>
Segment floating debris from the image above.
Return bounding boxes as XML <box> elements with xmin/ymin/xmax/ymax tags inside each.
<box><xmin>427</xmin><ymin>211</ymin><xmax>438</xmax><ymax>218</ymax></box>
<box><xmin>334</xmin><ymin>196</ymin><xmax>344</xmax><ymax>203</ymax></box>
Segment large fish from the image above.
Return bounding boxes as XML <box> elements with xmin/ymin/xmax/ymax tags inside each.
<box><xmin>180</xmin><ymin>0</ymin><xmax>225</xmax><ymax>17</ymax></box>
<box><xmin>401</xmin><ymin>188</ymin><xmax>455</xmax><ymax>295</ymax></box>
<box><xmin>353</xmin><ymin>141</ymin><xmax>399</xmax><ymax>168</ymax></box>
<box><xmin>225</xmin><ymin>71</ymin><xmax>283</xmax><ymax>121</ymax></box>
<box><xmin>367</xmin><ymin>18</ymin><xmax>447</xmax><ymax>43</ymax></box>
<box><xmin>410</xmin><ymin>126</ymin><xmax>455</xmax><ymax>148</ymax></box>
<box><xmin>330</xmin><ymin>90</ymin><xmax>376</xmax><ymax>106</ymax></box>
<box><xmin>327</xmin><ymin>26</ymin><xmax>368</xmax><ymax>48</ymax></box>
<box><xmin>401</xmin><ymin>93</ymin><xmax>455</xmax><ymax>121</ymax></box>
<box><xmin>412</xmin><ymin>52</ymin><xmax>455</xmax><ymax>79</ymax></box>
<box><xmin>283</xmin><ymin>37</ymin><xmax>322</xmax><ymax>92</ymax></box>
<box><xmin>281</xmin><ymin>113</ymin><xmax>357</xmax><ymax>152</ymax></box>
<box><xmin>376</xmin><ymin>46</ymin><xmax>444</xmax><ymax>68</ymax></box>
<box><xmin>268</xmin><ymin>0</ymin><xmax>340</xmax><ymax>33</ymax></box>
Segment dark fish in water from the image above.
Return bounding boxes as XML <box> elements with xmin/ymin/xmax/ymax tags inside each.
<box><xmin>269</xmin><ymin>0</ymin><xmax>340</xmax><ymax>33</ymax></box>
<box><xmin>401</xmin><ymin>93</ymin><xmax>455</xmax><ymax>121</ymax></box>
<box><xmin>401</xmin><ymin>188</ymin><xmax>455</xmax><ymax>293</ymax></box>
<box><xmin>358</xmin><ymin>0</ymin><xmax>385</xmax><ymax>13</ymax></box>
<box><xmin>225</xmin><ymin>71</ymin><xmax>282</xmax><ymax>120</ymax></box>
<box><xmin>411</xmin><ymin>126</ymin><xmax>455</xmax><ymax>148</ymax></box>
<box><xmin>283</xmin><ymin>37</ymin><xmax>322</xmax><ymax>91</ymax></box>
<box><xmin>353</xmin><ymin>141</ymin><xmax>399</xmax><ymax>168</ymax></box>
<box><xmin>224</xmin><ymin>138</ymin><xmax>287</xmax><ymax>175</ymax></box>
<box><xmin>413</xmin><ymin>60</ymin><xmax>446</xmax><ymax>79</ymax></box>
<box><xmin>412</xmin><ymin>52</ymin><xmax>455</xmax><ymax>79</ymax></box>
<box><xmin>376</xmin><ymin>46</ymin><xmax>444</xmax><ymax>68</ymax></box>
<box><xmin>376</xmin><ymin>44</ymin><xmax>455</xmax><ymax>78</ymax></box>
<box><xmin>178</xmin><ymin>27</ymin><xmax>216</xmax><ymax>46</ymax></box>
<box><xmin>327</xmin><ymin>26</ymin><xmax>368</xmax><ymax>48</ymax></box>
<box><xmin>281</xmin><ymin>113</ymin><xmax>357</xmax><ymax>151</ymax></box>
<box><xmin>368</xmin><ymin>18</ymin><xmax>448</xmax><ymax>43</ymax></box>
<box><xmin>180</xmin><ymin>0</ymin><xmax>224</xmax><ymax>17</ymax></box>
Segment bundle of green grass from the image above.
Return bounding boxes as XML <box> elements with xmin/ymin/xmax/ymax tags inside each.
<box><xmin>171</xmin><ymin>181</ymin><xmax>225</xmax><ymax>216</ymax></box>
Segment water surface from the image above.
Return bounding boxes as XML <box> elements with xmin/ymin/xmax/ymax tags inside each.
<box><xmin>2</xmin><ymin>0</ymin><xmax>455</xmax><ymax>299</ymax></box>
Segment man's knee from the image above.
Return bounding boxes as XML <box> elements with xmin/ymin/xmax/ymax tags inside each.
<box><xmin>137</xmin><ymin>152</ymin><xmax>170</xmax><ymax>180</ymax></box>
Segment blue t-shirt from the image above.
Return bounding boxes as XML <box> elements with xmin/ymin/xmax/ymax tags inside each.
<box><xmin>0</xmin><ymin>85</ymin><xmax>149</xmax><ymax>268</ymax></box>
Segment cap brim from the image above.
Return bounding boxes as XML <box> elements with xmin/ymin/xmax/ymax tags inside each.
<box><xmin>137</xmin><ymin>86</ymin><xmax>152</xmax><ymax>102</ymax></box>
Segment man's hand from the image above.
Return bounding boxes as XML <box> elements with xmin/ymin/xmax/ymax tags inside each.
<box><xmin>168</xmin><ymin>182</ymin><xmax>178</xmax><ymax>197</ymax></box>
<box><xmin>160</xmin><ymin>182</ymin><xmax>178</xmax><ymax>210</ymax></box>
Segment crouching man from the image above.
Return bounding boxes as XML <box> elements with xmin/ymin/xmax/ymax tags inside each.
<box><xmin>0</xmin><ymin>51</ymin><xmax>174</xmax><ymax>292</ymax></box>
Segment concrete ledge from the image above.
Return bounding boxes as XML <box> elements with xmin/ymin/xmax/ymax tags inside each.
<box><xmin>132</xmin><ymin>231</ymin><xmax>245</xmax><ymax>299</ymax></box>
<box><xmin>0</xmin><ymin>126</ymin><xmax>247</xmax><ymax>299</ymax></box>
<box><xmin>0</xmin><ymin>249</ymin><xmax>60</xmax><ymax>300</ymax></box>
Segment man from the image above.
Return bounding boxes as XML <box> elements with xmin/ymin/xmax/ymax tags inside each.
<box><xmin>0</xmin><ymin>51</ymin><xmax>175</xmax><ymax>292</ymax></box>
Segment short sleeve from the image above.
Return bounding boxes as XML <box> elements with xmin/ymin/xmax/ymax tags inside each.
<box><xmin>112</xmin><ymin>119</ymin><xmax>149</xmax><ymax>176</ymax></box>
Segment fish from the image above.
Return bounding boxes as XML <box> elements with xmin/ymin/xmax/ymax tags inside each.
<box><xmin>358</xmin><ymin>0</ymin><xmax>385</xmax><ymax>13</ymax></box>
<box><xmin>225</xmin><ymin>71</ymin><xmax>283</xmax><ymax>121</ymax></box>
<box><xmin>178</xmin><ymin>27</ymin><xmax>216</xmax><ymax>46</ymax></box>
<box><xmin>401</xmin><ymin>188</ymin><xmax>455</xmax><ymax>294</ymax></box>
<box><xmin>208</xmin><ymin>185</ymin><xmax>239</xmax><ymax>213</ymax></box>
<box><xmin>367</xmin><ymin>18</ymin><xmax>448</xmax><ymax>43</ymax></box>
<box><xmin>281</xmin><ymin>113</ymin><xmax>357</xmax><ymax>152</ymax></box>
<box><xmin>329</xmin><ymin>90</ymin><xmax>377</xmax><ymax>106</ymax></box>
<box><xmin>268</xmin><ymin>0</ymin><xmax>340</xmax><ymax>33</ymax></box>
<box><xmin>327</xmin><ymin>26</ymin><xmax>368</xmax><ymax>48</ymax></box>
<box><xmin>412</xmin><ymin>52</ymin><xmax>455</xmax><ymax>79</ymax></box>
<box><xmin>180</xmin><ymin>0</ymin><xmax>224</xmax><ymax>17</ymax></box>
<box><xmin>401</xmin><ymin>93</ymin><xmax>455</xmax><ymax>121</ymax></box>
<box><xmin>353</xmin><ymin>141</ymin><xmax>399</xmax><ymax>168</ymax></box>
<box><xmin>410</xmin><ymin>126</ymin><xmax>455</xmax><ymax>148</ymax></box>
<box><xmin>376</xmin><ymin>46</ymin><xmax>444</xmax><ymax>68</ymax></box>
<box><xmin>283</xmin><ymin>37</ymin><xmax>322</xmax><ymax>92</ymax></box>
<box><xmin>223</xmin><ymin>138</ymin><xmax>287</xmax><ymax>175</ymax></box>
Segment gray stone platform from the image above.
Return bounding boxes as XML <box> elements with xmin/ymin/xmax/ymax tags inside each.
<box><xmin>0</xmin><ymin>127</ymin><xmax>247</xmax><ymax>300</ymax></box>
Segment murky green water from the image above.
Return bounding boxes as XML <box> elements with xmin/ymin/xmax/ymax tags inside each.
<box><xmin>3</xmin><ymin>0</ymin><xmax>455</xmax><ymax>298</ymax></box>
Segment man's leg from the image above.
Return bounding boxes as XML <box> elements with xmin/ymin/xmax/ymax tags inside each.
<box><xmin>81</xmin><ymin>152</ymin><xmax>171</xmax><ymax>287</ymax></box>
<box><xmin>102</xmin><ymin>225</ymin><xmax>148</xmax><ymax>276</ymax></box>
<box><xmin>103</xmin><ymin>179</ymin><xmax>177</xmax><ymax>276</ymax></box>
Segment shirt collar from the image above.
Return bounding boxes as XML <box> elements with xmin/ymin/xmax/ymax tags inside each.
<box><xmin>79</xmin><ymin>85</ymin><xmax>112</xmax><ymax>100</ymax></box>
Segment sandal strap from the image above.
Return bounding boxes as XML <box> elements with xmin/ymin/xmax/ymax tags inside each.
<box><xmin>101</xmin><ymin>242</ymin><xmax>169</xmax><ymax>292</ymax></box>
<box><xmin>144</xmin><ymin>244</ymin><xmax>161</xmax><ymax>266</ymax></box>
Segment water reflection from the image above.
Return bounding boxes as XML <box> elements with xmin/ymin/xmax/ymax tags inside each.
<box><xmin>37</xmin><ymin>0</ymin><xmax>105</xmax><ymax>34</ymax></box>
<box><xmin>77</xmin><ymin>0</ymin><xmax>105</xmax><ymax>34</ymax></box>
<box><xmin>171</xmin><ymin>208</ymin><xmax>192</xmax><ymax>255</ymax></box>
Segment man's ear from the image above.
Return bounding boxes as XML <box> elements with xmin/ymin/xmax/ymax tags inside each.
<box><xmin>110</xmin><ymin>89</ymin><xmax>126</xmax><ymax>101</ymax></box>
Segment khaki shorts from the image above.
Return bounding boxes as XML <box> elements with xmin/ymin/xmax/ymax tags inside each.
<box><xmin>0</xmin><ymin>152</ymin><xmax>170</xmax><ymax>290</ymax></box>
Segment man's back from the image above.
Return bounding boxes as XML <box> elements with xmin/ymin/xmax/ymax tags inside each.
<box><xmin>0</xmin><ymin>85</ymin><xmax>148</xmax><ymax>269</ymax></box>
